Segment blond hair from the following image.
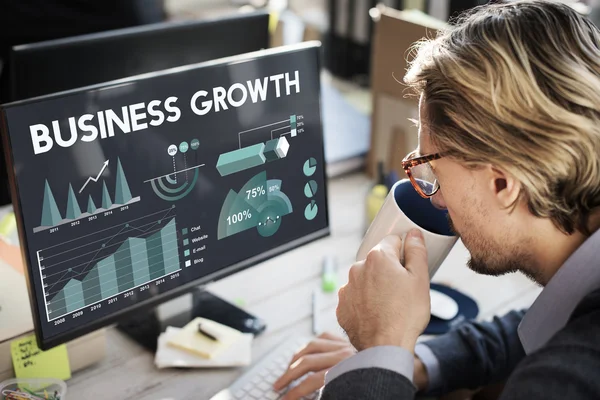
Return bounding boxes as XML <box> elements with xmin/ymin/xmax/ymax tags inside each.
<box><xmin>405</xmin><ymin>0</ymin><xmax>600</xmax><ymax>235</ymax></box>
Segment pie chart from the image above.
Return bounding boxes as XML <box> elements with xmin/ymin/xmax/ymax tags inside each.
<box><xmin>304</xmin><ymin>180</ymin><xmax>318</xmax><ymax>198</ymax></box>
<box><xmin>303</xmin><ymin>157</ymin><xmax>317</xmax><ymax>177</ymax></box>
<box><xmin>304</xmin><ymin>200</ymin><xmax>318</xmax><ymax>221</ymax></box>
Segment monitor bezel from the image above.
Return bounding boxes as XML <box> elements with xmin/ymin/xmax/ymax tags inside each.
<box><xmin>0</xmin><ymin>41</ymin><xmax>330</xmax><ymax>350</ymax></box>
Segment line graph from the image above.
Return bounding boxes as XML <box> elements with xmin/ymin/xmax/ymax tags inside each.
<box><xmin>79</xmin><ymin>160</ymin><xmax>110</xmax><ymax>194</ymax></box>
<box><xmin>38</xmin><ymin>206</ymin><xmax>181</xmax><ymax>321</ymax></box>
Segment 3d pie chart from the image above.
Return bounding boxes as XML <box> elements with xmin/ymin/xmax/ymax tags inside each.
<box><xmin>304</xmin><ymin>180</ymin><xmax>318</xmax><ymax>198</ymax></box>
<box><xmin>304</xmin><ymin>200</ymin><xmax>318</xmax><ymax>221</ymax></box>
<box><xmin>303</xmin><ymin>158</ymin><xmax>317</xmax><ymax>177</ymax></box>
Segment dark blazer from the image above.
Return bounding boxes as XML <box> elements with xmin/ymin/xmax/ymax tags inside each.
<box><xmin>320</xmin><ymin>287</ymin><xmax>600</xmax><ymax>399</ymax></box>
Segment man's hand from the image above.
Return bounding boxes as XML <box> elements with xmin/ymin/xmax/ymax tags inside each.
<box><xmin>273</xmin><ymin>332</ymin><xmax>355</xmax><ymax>400</ymax></box>
<box><xmin>336</xmin><ymin>230</ymin><xmax>431</xmax><ymax>352</ymax></box>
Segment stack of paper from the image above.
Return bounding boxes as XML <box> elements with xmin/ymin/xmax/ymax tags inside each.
<box><xmin>155</xmin><ymin>318</ymin><xmax>253</xmax><ymax>369</ymax></box>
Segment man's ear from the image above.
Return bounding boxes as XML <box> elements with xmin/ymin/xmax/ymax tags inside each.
<box><xmin>488</xmin><ymin>166</ymin><xmax>521</xmax><ymax>208</ymax></box>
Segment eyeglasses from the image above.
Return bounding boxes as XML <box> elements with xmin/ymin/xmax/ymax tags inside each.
<box><xmin>401</xmin><ymin>150</ymin><xmax>443</xmax><ymax>198</ymax></box>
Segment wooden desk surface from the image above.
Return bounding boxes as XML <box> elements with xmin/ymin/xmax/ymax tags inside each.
<box><xmin>66</xmin><ymin>172</ymin><xmax>541</xmax><ymax>399</ymax></box>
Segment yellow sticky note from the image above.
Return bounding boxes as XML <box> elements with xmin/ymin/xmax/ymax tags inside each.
<box><xmin>269</xmin><ymin>12</ymin><xmax>279</xmax><ymax>35</ymax></box>
<box><xmin>11</xmin><ymin>334</ymin><xmax>71</xmax><ymax>381</ymax></box>
<box><xmin>0</xmin><ymin>212</ymin><xmax>16</xmax><ymax>237</ymax></box>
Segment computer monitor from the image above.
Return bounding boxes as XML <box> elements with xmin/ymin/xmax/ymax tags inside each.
<box><xmin>0</xmin><ymin>41</ymin><xmax>329</xmax><ymax>350</ymax></box>
<box><xmin>0</xmin><ymin>10</ymin><xmax>270</xmax><ymax>208</ymax></box>
<box><xmin>8</xmin><ymin>11</ymin><xmax>271</xmax><ymax>102</ymax></box>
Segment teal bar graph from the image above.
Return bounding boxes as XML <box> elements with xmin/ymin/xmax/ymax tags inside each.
<box><xmin>81</xmin><ymin>267</ymin><xmax>102</xmax><ymax>305</ymax></box>
<box><xmin>130</xmin><ymin>237</ymin><xmax>151</xmax><ymax>286</ymax></box>
<box><xmin>47</xmin><ymin>217</ymin><xmax>181</xmax><ymax>319</ymax></box>
<box><xmin>97</xmin><ymin>255</ymin><xmax>119</xmax><ymax>299</ymax></box>
<box><xmin>64</xmin><ymin>280</ymin><xmax>85</xmax><ymax>313</ymax></box>
<box><xmin>216</xmin><ymin>143</ymin><xmax>266</xmax><ymax>176</ymax></box>
<box><xmin>48</xmin><ymin>290</ymin><xmax>66</xmax><ymax>319</ymax></box>
<box><xmin>161</xmin><ymin>219</ymin><xmax>180</xmax><ymax>274</ymax></box>
<box><xmin>147</xmin><ymin>230</ymin><xmax>165</xmax><ymax>280</ymax></box>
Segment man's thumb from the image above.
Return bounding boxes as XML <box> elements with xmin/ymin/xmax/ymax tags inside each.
<box><xmin>404</xmin><ymin>229</ymin><xmax>429</xmax><ymax>278</ymax></box>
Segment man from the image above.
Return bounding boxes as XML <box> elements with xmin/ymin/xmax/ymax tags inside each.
<box><xmin>273</xmin><ymin>0</ymin><xmax>600</xmax><ymax>398</ymax></box>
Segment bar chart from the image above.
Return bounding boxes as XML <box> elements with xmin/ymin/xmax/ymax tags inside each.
<box><xmin>39</xmin><ymin>207</ymin><xmax>181</xmax><ymax>321</ymax></box>
<box><xmin>216</xmin><ymin>115</ymin><xmax>303</xmax><ymax>177</ymax></box>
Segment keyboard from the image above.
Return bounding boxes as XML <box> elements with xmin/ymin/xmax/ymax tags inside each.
<box><xmin>210</xmin><ymin>335</ymin><xmax>319</xmax><ymax>400</ymax></box>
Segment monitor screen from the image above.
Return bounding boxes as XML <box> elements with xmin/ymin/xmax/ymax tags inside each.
<box><xmin>0</xmin><ymin>42</ymin><xmax>329</xmax><ymax>349</ymax></box>
<box><xmin>8</xmin><ymin>11</ymin><xmax>270</xmax><ymax>102</ymax></box>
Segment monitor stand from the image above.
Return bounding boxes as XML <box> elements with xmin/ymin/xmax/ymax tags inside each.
<box><xmin>116</xmin><ymin>288</ymin><xmax>267</xmax><ymax>351</ymax></box>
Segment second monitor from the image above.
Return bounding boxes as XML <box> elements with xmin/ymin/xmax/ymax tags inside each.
<box><xmin>8</xmin><ymin>10</ymin><xmax>271</xmax><ymax>102</ymax></box>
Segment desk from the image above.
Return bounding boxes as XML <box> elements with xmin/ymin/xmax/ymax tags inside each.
<box><xmin>65</xmin><ymin>172</ymin><xmax>541</xmax><ymax>399</ymax></box>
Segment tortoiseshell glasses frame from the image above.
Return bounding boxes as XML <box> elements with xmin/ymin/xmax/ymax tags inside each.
<box><xmin>401</xmin><ymin>150</ymin><xmax>443</xmax><ymax>198</ymax></box>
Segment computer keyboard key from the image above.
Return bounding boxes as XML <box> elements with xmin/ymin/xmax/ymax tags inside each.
<box><xmin>265</xmin><ymin>392</ymin><xmax>280</xmax><ymax>400</ymax></box>
<box><xmin>209</xmin><ymin>336</ymin><xmax>313</xmax><ymax>400</ymax></box>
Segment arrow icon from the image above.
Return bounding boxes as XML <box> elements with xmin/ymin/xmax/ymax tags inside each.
<box><xmin>79</xmin><ymin>160</ymin><xmax>110</xmax><ymax>194</ymax></box>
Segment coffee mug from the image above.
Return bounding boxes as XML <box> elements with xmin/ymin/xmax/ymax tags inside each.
<box><xmin>356</xmin><ymin>179</ymin><xmax>458</xmax><ymax>278</ymax></box>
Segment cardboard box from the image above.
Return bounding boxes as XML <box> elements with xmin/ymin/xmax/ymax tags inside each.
<box><xmin>367</xmin><ymin>6</ymin><xmax>447</xmax><ymax>177</ymax></box>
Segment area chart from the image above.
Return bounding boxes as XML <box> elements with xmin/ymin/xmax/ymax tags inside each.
<box><xmin>39</xmin><ymin>207</ymin><xmax>181</xmax><ymax>321</ymax></box>
<box><xmin>35</xmin><ymin>158</ymin><xmax>140</xmax><ymax>233</ymax></box>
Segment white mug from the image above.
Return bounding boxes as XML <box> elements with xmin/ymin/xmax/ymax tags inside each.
<box><xmin>357</xmin><ymin>179</ymin><xmax>458</xmax><ymax>278</ymax></box>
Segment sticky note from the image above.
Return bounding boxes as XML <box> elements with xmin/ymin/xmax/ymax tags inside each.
<box><xmin>0</xmin><ymin>212</ymin><xmax>16</xmax><ymax>237</ymax></box>
<box><xmin>11</xmin><ymin>335</ymin><xmax>71</xmax><ymax>381</ymax></box>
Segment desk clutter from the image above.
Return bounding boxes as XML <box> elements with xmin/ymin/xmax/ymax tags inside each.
<box><xmin>0</xmin><ymin>378</ymin><xmax>67</xmax><ymax>400</ymax></box>
<box><xmin>155</xmin><ymin>318</ymin><xmax>253</xmax><ymax>369</ymax></box>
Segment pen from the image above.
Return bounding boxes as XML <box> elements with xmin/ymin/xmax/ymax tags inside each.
<box><xmin>312</xmin><ymin>289</ymin><xmax>319</xmax><ymax>335</ymax></box>
<box><xmin>197</xmin><ymin>323</ymin><xmax>219</xmax><ymax>341</ymax></box>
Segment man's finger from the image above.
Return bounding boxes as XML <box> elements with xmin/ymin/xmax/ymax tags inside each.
<box><xmin>288</xmin><ymin>338</ymin><xmax>349</xmax><ymax>366</ymax></box>
<box><xmin>274</xmin><ymin>353</ymin><xmax>336</xmax><ymax>390</ymax></box>
<box><xmin>281</xmin><ymin>370</ymin><xmax>326</xmax><ymax>400</ymax></box>
<box><xmin>318</xmin><ymin>331</ymin><xmax>347</xmax><ymax>342</ymax></box>
<box><xmin>403</xmin><ymin>229</ymin><xmax>429</xmax><ymax>279</ymax></box>
<box><xmin>373</xmin><ymin>235</ymin><xmax>403</xmax><ymax>261</ymax></box>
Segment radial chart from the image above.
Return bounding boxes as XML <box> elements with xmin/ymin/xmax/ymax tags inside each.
<box><xmin>218</xmin><ymin>171</ymin><xmax>293</xmax><ymax>239</ymax></box>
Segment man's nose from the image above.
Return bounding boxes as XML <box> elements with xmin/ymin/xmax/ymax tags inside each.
<box><xmin>430</xmin><ymin>190</ymin><xmax>447</xmax><ymax>210</ymax></box>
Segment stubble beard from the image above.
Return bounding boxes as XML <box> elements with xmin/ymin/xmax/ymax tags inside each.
<box><xmin>447</xmin><ymin>214</ymin><xmax>541</xmax><ymax>283</ymax></box>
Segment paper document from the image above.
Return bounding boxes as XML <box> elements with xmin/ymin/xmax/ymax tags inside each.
<box><xmin>166</xmin><ymin>317</ymin><xmax>244</xmax><ymax>359</ymax></box>
<box><xmin>156</xmin><ymin>326</ymin><xmax>252</xmax><ymax>369</ymax></box>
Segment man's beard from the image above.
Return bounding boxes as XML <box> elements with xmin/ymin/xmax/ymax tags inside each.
<box><xmin>446</xmin><ymin>214</ymin><xmax>541</xmax><ymax>283</ymax></box>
